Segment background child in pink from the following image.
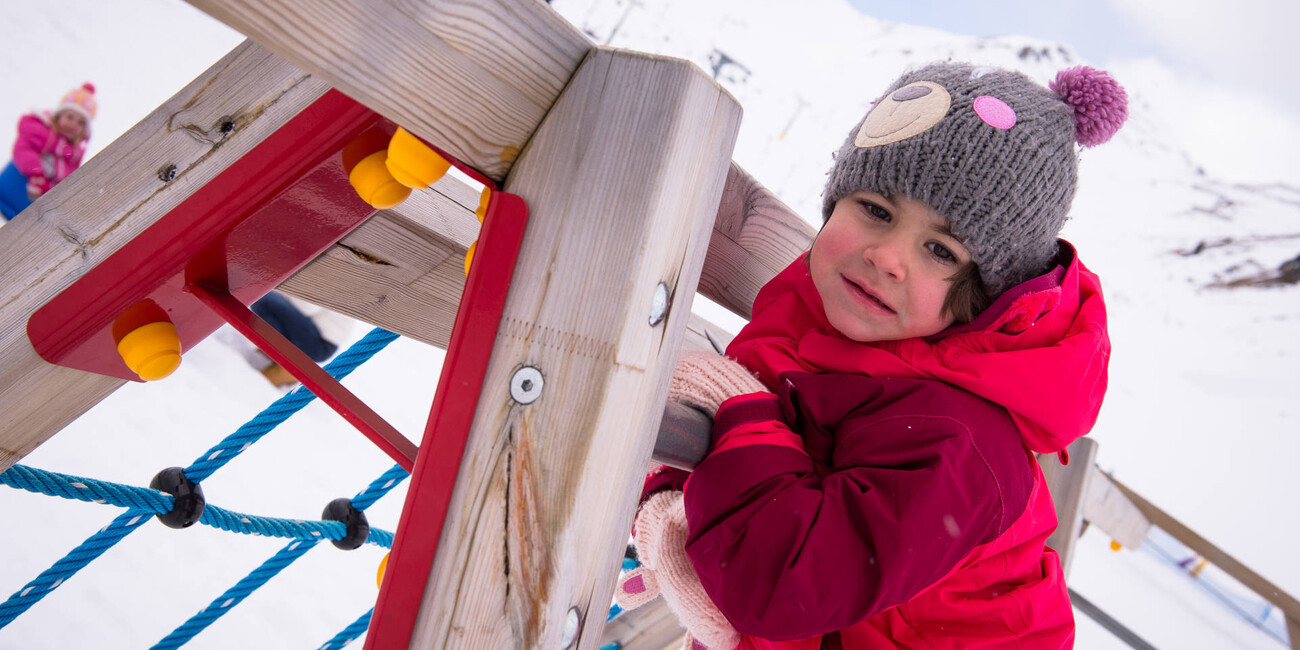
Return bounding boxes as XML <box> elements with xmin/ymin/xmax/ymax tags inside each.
<box><xmin>0</xmin><ymin>82</ymin><xmax>96</xmax><ymax>220</ymax></box>
<box><xmin>616</xmin><ymin>61</ymin><xmax>1128</xmax><ymax>649</ymax></box>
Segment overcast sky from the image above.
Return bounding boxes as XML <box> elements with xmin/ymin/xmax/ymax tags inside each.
<box><xmin>849</xmin><ymin>0</ymin><xmax>1300</xmax><ymax>184</ymax></box>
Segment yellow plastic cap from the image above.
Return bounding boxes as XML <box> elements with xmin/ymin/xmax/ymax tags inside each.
<box><xmin>464</xmin><ymin>240</ymin><xmax>476</xmax><ymax>276</ymax></box>
<box><xmin>387</xmin><ymin>128</ymin><xmax>451</xmax><ymax>189</ymax></box>
<box><xmin>349</xmin><ymin>150</ymin><xmax>411</xmax><ymax>209</ymax></box>
<box><xmin>117</xmin><ymin>321</ymin><xmax>182</xmax><ymax>381</ymax></box>
<box><xmin>377</xmin><ymin>552</ymin><xmax>389</xmax><ymax>588</ymax></box>
<box><xmin>475</xmin><ymin>187</ymin><xmax>491</xmax><ymax>222</ymax></box>
<box><xmin>1109</xmin><ymin>540</ymin><xmax>1123</xmax><ymax>552</ymax></box>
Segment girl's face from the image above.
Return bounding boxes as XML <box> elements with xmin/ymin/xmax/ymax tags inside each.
<box><xmin>810</xmin><ymin>191</ymin><xmax>972</xmax><ymax>342</ymax></box>
<box><xmin>54</xmin><ymin>111</ymin><xmax>86</xmax><ymax>141</ymax></box>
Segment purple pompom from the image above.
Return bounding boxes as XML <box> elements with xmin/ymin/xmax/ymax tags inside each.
<box><xmin>1050</xmin><ymin>66</ymin><xmax>1129</xmax><ymax>147</ymax></box>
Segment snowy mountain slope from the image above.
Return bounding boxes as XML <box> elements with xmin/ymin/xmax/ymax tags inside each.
<box><xmin>0</xmin><ymin>0</ymin><xmax>1297</xmax><ymax>648</ymax></box>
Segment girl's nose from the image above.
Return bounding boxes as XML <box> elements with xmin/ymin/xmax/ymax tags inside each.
<box><xmin>863</xmin><ymin>238</ymin><xmax>907</xmax><ymax>281</ymax></box>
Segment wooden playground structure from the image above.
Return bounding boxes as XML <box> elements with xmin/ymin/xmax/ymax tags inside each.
<box><xmin>1</xmin><ymin>0</ymin><xmax>1297</xmax><ymax>648</ymax></box>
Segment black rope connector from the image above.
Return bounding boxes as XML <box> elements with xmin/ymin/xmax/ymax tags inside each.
<box><xmin>321</xmin><ymin>498</ymin><xmax>369</xmax><ymax>550</ymax></box>
<box><xmin>149</xmin><ymin>467</ymin><xmax>205</xmax><ymax>529</ymax></box>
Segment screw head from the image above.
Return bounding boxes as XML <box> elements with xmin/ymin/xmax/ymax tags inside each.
<box><xmin>649</xmin><ymin>282</ymin><xmax>669</xmax><ymax>326</ymax></box>
<box><xmin>510</xmin><ymin>367</ymin><xmax>544</xmax><ymax>405</ymax></box>
<box><xmin>560</xmin><ymin>606</ymin><xmax>582</xmax><ymax>648</ymax></box>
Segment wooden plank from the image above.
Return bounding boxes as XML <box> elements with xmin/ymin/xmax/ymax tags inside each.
<box><xmin>1039</xmin><ymin>437</ymin><xmax>1098</xmax><ymax>578</ymax></box>
<box><xmin>600</xmin><ymin>600</ymin><xmax>686</xmax><ymax>650</ymax></box>
<box><xmin>1288</xmin><ymin>615</ymin><xmax>1300</xmax><ymax>650</ymax></box>
<box><xmin>185</xmin><ymin>0</ymin><xmax>593</xmax><ymax>183</ymax></box>
<box><xmin>279</xmin><ymin>186</ymin><xmax>480</xmax><ymax>349</ymax></box>
<box><xmin>0</xmin><ymin>42</ymin><xmax>330</xmax><ymax>471</ymax></box>
<box><xmin>1111</xmin><ymin>477</ymin><xmax>1300</xmax><ymax>630</ymax></box>
<box><xmin>1080</xmin><ymin>464</ymin><xmax>1151</xmax><ymax>549</ymax></box>
<box><xmin>397</xmin><ymin>47</ymin><xmax>740</xmax><ymax>649</ymax></box>
<box><xmin>702</xmin><ymin>163</ymin><xmax>816</xmax><ymax>320</ymax></box>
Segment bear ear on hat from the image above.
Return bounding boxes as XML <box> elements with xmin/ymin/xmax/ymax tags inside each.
<box><xmin>1050</xmin><ymin>66</ymin><xmax>1128</xmax><ymax>147</ymax></box>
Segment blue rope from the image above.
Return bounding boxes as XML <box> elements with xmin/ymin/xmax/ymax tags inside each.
<box><xmin>0</xmin><ymin>509</ymin><xmax>153</xmax><ymax>628</ymax></box>
<box><xmin>1</xmin><ymin>464</ymin><xmax>396</xmax><ymax>546</ymax></box>
<box><xmin>317</xmin><ymin>608</ymin><xmax>373</xmax><ymax>650</ymax></box>
<box><xmin>155</xmin><ymin>465</ymin><xmax>409</xmax><ymax>648</ymax></box>
<box><xmin>0</xmin><ymin>328</ymin><xmax>399</xmax><ymax>632</ymax></box>
<box><xmin>185</xmin><ymin>328</ymin><xmax>399</xmax><ymax>483</ymax></box>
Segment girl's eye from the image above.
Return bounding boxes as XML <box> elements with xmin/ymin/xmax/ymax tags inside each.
<box><xmin>860</xmin><ymin>201</ymin><xmax>891</xmax><ymax>222</ymax></box>
<box><xmin>927</xmin><ymin>242</ymin><xmax>956</xmax><ymax>262</ymax></box>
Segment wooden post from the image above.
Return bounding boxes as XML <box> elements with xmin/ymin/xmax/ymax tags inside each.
<box><xmin>385</xmin><ymin>47</ymin><xmax>740</xmax><ymax>649</ymax></box>
<box><xmin>0</xmin><ymin>42</ymin><xmax>329</xmax><ymax>470</ymax></box>
<box><xmin>1038</xmin><ymin>437</ymin><xmax>1098</xmax><ymax>577</ymax></box>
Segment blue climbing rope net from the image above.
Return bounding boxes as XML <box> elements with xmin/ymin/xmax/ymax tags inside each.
<box><xmin>0</xmin><ymin>328</ymin><xmax>407</xmax><ymax>648</ymax></box>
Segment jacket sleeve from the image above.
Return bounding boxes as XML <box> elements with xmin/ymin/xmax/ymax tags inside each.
<box><xmin>682</xmin><ymin>386</ymin><xmax>1027</xmax><ymax>641</ymax></box>
<box><xmin>12</xmin><ymin>115</ymin><xmax>52</xmax><ymax>178</ymax></box>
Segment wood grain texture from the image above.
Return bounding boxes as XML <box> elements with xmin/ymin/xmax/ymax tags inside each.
<box><xmin>279</xmin><ymin>181</ymin><xmax>483</xmax><ymax>349</ymax></box>
<box><xmin>185</xmin><ymin>0</ymin><xmax>593</xmax><ymax>182</ymax></box>
<box><xmin>600</xmin><ymin>599</ymin><xmax>686</xmax><ymax>650</ymax></box>
<box><xmin>0</xmin><ymin>42</ymin><xmax>328</xmax><ymax>470</ymax></box>
<box><xmin>405</xmin><ymin>47</ymin><xmax>741</xmax><ymax>649</ymax></box>
<box><xmin>700</xmin><ymin>163</ymin><xmax>816</xmax><ymax>320</ymax></box>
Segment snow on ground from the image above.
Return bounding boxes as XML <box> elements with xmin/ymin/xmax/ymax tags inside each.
<box><xmin>2</xmin><ymin>0</ymin><xmax>1298</xmax><ymax>648</ymax></box>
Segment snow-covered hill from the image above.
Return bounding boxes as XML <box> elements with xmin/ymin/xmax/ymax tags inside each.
<box><xmin>1</xmin><ymin>0</ymin><xmax>1297</xmax><ymax>648</ymax></box>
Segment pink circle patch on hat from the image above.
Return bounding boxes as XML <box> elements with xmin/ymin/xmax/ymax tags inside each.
<box><xmin>973</xmin><ymin>95</ymin><xmax>1016</xmax><ymax>129</ymax></box>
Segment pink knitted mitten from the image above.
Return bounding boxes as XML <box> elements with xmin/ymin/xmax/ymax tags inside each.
<box><xmin>669</xmin><ymin>350</ymin><xmax>768</xmax><ymax>418</ymax></box>
<box><xmin>614</xmin><ymin>491</ymin><xmax>740</xmax><ymax>650</ymax></box>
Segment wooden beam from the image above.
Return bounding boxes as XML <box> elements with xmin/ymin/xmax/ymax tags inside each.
<box><xmin>1111</xmin><ymin>477</ymin><xmax>1300</xmax><ymax>637</ymax></box>
<box><xmin>600</xmin><ymin>600</ymin><xmax>686</xmax><ymax>650</ymax></box>
<box><xmin>386</xmin><ymin>47</ymin><xmax>740</xmax><ymax>649</ymax></box>
<box><xmin>704</xmin><ymin>163</ymin><xmax>816</xmax><ymax>320</ymax></box>
<box><xmin>279</xmin><ymin>185</ymin><xmax>480</xmax><ymax>349</ymax></box>
<box><xmin>185</xmin><ymin>0</ymin><xmax>593</xmax><ymax>183</ymax></box>
<box><xmin>0</xmin><ymin>42</ymin><xmax>330</xmax><ymax>471</ymax></box>
<box><xmin>1039</xmin><ymin>437</ymin><xmax>1098</xmax><ymax>577</ymax></box>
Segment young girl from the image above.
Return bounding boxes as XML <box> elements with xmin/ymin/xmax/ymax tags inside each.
<box><xmin>616</xmin><ymin>62</ymin><xmax>1128</xmax><ymax>649</ymax></box>
<box><xmin>0</xmin><ymin>82</ymin><xmax>97</xmax><ymax>220</ymax></box>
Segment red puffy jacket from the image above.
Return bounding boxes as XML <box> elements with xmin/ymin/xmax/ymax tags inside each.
<box><xmin>680</xmin><ymin>241</ymin><xmax>1108</xmax><ymax>648</ymax></box>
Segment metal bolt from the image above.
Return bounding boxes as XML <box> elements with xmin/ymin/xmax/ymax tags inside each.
<box><xmin>158</xmin><ymin>164</ymin><xmax>177</xmax><ymax>183</ymax></box>
<box><xmin>648</xmin><ymin>282</ymin><xmax>669</xmax><ymax>326</ymax></box>
<box><xmin>510</xmin><ymin>367</ymin><xmax>544</xmax><ymax>405</ymax></box>
<box><xmin>560</xmin><ymin>606</ymin><xmax>582</xmax><ymax>648</ymax></box>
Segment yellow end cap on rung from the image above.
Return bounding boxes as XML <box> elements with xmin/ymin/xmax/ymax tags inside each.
<box><xmin>475</xmin><ymin>187</ymin><xmax>491</xmax><ymax>222</ymax></box>
<box><xmin>464</xmin><ymin>241</ymin><xmax>476</xmax><ymax>276</ymax></box>
<box><xmin>349</xmin><ymin>150</ymin><xmax>411</xmax><ymax>210</ymax></box>
<box><xmin>117</xmin><ymin>321</ymin><xmax>182</xmax><ymax>381</ymax></box>
<box><xmin>377</xmin><ymin>552</ymin><xmax>389</xmax><ymax>588</ymax></box>
<box><xmin>387</xmin><ymin>128</ymin><xmax>451</xmax><ymax>190</ymax></box>
<box><xmin>1109</xmin><ymin>540</ymin><xmax>1122</xmax><ymax>552</ymax></box>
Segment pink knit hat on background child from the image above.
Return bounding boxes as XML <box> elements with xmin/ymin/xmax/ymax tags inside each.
<box><xmin>57</xmin><ymin>82</ymin><xmax>98</xmax><ymax>122</ymax></box>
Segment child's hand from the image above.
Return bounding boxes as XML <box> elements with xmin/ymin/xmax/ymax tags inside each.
<box><xmin>669</xmin><ymin>351</ymin><xmax>768</xmax><ymax>418</ymax></box>
<box><xmin>25</xmin><ymin>178</ymin><xmax>47</xmax><ymax>200</ymax></box>
<box><xmin>615</xmin><ymin>490</ymin><xmax>740</xmax><ymax>649</ymax></box>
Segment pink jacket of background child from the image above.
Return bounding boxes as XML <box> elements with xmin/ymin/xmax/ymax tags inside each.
<box><xmin>13</xmin><ymin>111</ymin><xmax>87</xmax><ymax>197</ymax></box>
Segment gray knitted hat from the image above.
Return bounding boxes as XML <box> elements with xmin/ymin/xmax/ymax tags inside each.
<box><xmin>822</xmin><ymin>61</ymin><xmax>1128</xmax><ymax>297</ymax></box>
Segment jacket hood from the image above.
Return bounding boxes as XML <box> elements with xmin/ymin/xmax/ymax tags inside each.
<box><xmin>726</xmin><ymin>241</ymin><xmax>1110</xmax><ymax>454</ymax></box>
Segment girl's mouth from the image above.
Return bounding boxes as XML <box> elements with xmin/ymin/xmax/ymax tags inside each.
<box><xmin>843</xmin><ymin>276</ymin><xmax>894</xmax><ymax>313</ymax></box>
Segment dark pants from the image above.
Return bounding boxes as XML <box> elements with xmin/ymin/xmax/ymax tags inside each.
<box><xmin>251</xmin><ymin>292</ymin><xmax>338</xmax><ymax>362</ymax></box>
<box><xmin>0</xmin><ymin>162</ymin><xmax>33</xmax><ymax>220</ymax></box>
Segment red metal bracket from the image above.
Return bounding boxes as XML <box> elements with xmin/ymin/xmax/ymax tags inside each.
<box><xmin>27</xmin><ymin>90</ymin><xmax>384</xmax><ymax>382</ymax></box>
<box><xmin>189</xmin><ymin>283</ymin><xmax>417</xmax><ymax>472</ymax></box>
<box><xmin>365</xmin><ymin>190</ymin><xmax>529</xmax><ymax>649</ymax></box>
